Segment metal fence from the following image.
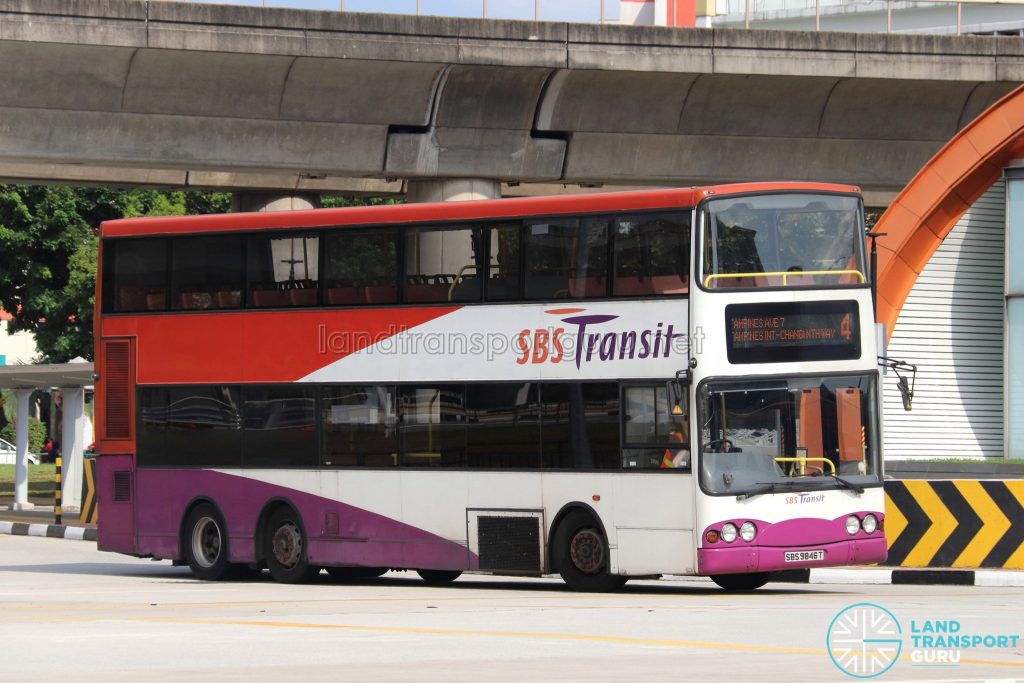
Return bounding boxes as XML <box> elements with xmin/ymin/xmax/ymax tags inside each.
<box><xmin>168</xmin><ymin>0</ymin><xmax>621</xmax><ymax>23</ymax></box>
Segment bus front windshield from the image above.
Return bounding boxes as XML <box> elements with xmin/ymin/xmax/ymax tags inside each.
<box><xmin>698</xmin><ymin>374</ymin><xmax>880</xmax><ymax>496</ymax></box>
<box><xmin>702</xmin><ymin>194</ymin><xmax>865</xmax><ymax>289</ymax></box>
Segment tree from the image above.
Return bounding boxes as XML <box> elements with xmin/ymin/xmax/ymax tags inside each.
<box><xmin>0</xmin><ymin>186</ymin><xmax>231</xmax><ymax>363</ymax></box>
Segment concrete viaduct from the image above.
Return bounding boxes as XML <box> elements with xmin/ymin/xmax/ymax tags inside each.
<box><xmin>1</xmin><ymin>0</ymin><xmax>1023</xmax><ymax>205</ymax></box>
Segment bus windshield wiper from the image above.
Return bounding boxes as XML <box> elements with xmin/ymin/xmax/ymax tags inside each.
<box><xmin>826</xmin><ymin>473</ymin><xmax>865</xmax><ymax>495</ymax></box>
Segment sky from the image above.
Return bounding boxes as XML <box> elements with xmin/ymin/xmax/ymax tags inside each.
<box><xmin>184</xmin><ymin>0</ymin><xmax>621</xmax><ymax>23</ymax></box>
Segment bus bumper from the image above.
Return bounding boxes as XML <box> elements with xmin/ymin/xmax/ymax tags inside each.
<box><xmin>697</xmin><ymin>536</ymin><xmax>888</xmax><ymax>575</ymax></box>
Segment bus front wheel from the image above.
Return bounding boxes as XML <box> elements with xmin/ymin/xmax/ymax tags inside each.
<box><xmin>553</xmin><ymin>510</ymin><xmax>627</xmax><ymax>592</ymax></box>
<box><xmin>264</xmin><ymin>507</ymin><xmax>318</xmax><ymax>584</ymax></box>
<box><xmin>184</xmin><ymin>503</ymin><xmax>231</xmax><ymax>581</ymax></box>
<box><xmin>710</xmin><ymin>572</ymin><xmax>773</xmax><ymax>591</ymax></box>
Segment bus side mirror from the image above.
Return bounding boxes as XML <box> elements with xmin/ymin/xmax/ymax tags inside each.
<box><xmin>897</xmin><ymin>376</ymin><xmax>912</xmax><ymax>412</ymax></box>
<box><xmin>879</xmin><ymin>356</ymin><xmax>916</xmax><ymax>412</ymax></box>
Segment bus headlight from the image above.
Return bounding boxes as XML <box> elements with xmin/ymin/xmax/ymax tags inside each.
<box><xmin>721</xmin><ymin>523</ymin><xmax>738</xmax><ymax>543</ymax></box>
<box><xmin>861</xmin><ymin>514</ymin><xmax>878</xmax><ymax>534</ymax></box>
<box><xmin>739</xmin><ymin>521</ymin><xmax>757</xmax><ymax>542</ymax></box>
<box><xmin>845</xmin><ymin>515</ymin><xmax>861</xmax><ymax>535</ymax></box>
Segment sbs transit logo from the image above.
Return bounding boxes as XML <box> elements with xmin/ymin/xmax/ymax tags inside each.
<box><xmin>515</xmin><ymin>307</ymin><xmax>683</xmax><ymax>367</ymax></box>
<box><xmin>827</xmin><ymin>603</ymin><xmax>902</xmax><ymax>678</ymax></box>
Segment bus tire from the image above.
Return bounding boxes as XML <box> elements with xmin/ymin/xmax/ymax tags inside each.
<box><xmin>326</xmin><ymin>567</ymin><xmax>388</xmax><ymax>581</ymax></box>
<box><xmin>264</xmin><ymin>507</ymin><xmax>318</xmax><ymax>584</ymax></box>
<box><xmin>553</xmin><ymin>510</ymin><xmax>627</xmax><ymax>592</ymax></box>
<box><xmin>184</xmin><ymin>503</ymin><xmax>231</xmax><ymax>581</ymax></box>
<box><xmin>416</xmin><ymin>569</ymin><xmax>462</xmax><ymax>584</ymax></box>
<box><xmin>710</xmin><ymin>572</ymin><xmax>772</xmax><ymax>591</ymax></box>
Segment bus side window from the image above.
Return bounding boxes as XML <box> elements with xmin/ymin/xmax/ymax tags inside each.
<box><xmin>322</xmin><ymin>385</ymin><xmax>397</xmax><ymax>467</ymax></box>
<box><xmin>247</xmin><ymin>233</ymin><xmax>319</xmax><ymax>308</ymax></box>
<box><xmin>524</xmin><ymin>218</ymin><xmax>609</xmax><ymax>300</ymax></box>
<box><xmin>324</xmin><ymin>229</ymin><xmax>399</xmax><ymax>306</ymax></box>
<box><xmin>622</xmin><ymin>384</ymin><xmax>689</xmax><ymax>469</ymax></box>
<box><xmin>404</xmin><ymin>225</ymin><xmax>483</xmax><ymax>304</ymax></box>
<box><xmin>613</xmin><ymin>213</ymin><xmax>690</xmax><ymax>298</ymax></box>
<box><xmin>105</xmin><ymin>239</ymin><xmax>168</xmax><ymax>313</ymax></box>
<box><xmin>171</xmin><ymin>235</ymin><xmax>243</xmax><ymax>311</ymax></box>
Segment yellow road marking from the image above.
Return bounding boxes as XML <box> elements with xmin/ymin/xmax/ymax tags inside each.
<box><xmin>13</xmin><ymin>613</ymin><xmax>1024</xmax><ymax>669</ymax></box>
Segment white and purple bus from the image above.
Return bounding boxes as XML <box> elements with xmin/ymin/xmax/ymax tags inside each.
<box><xmin>93</xmin><ymin>183</ymin><xmax>886</xmax><ymax>591</ymax></box>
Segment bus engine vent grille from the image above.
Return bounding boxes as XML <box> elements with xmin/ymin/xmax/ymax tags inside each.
<box><xmin>104</xmin><ymin>340</ymin><xmax>131</xmax><ymax>440</ymax></box>
<box><xmin>113</xmin><ymin>470</ymin><xmax>132</xmax><ymax>502</ymax></box>
<box><xmin>477</xmin><ymin>516</ymin><xmax>541</xmax><ymax>572</ymax></box>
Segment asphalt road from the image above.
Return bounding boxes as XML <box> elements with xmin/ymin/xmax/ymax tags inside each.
<box><xmin>1</xmin><ymin>535</ymin><xmax>1021</xmax><ymax>682</ymax></box>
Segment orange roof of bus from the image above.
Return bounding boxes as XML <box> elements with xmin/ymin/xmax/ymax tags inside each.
<box><xmin>99</xmin><ymin>182</ymin><xmax>861</xmax><ymax>238</ymax></box>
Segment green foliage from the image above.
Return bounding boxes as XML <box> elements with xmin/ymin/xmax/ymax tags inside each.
<box><xmin>0</xmin><ymin>416</ymin><xmax>46</xmax><ymax>452</ymax></box>
<box><xmin>320</xmin><ymin>195</ymin><xmax>402</xmax><ymax>209</ymax></box>
<box><xmin>0</xmin><ymin>186</ymin><xmax>233</xmax><ymax>362</ymax></box>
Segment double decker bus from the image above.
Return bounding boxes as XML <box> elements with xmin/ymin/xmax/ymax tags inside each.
<box><xmin>93</xmin><ymin>183</ymin><xmax>886</xmax><ymax>591</ymax></box>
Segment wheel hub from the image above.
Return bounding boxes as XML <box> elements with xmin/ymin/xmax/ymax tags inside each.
<box><xmin>192</xmin><ymin>516</ymin><xmax>221</xmax><ymax>569</ymax></box>
<box><xmin>271</xmin><ymin>523</ymin><xmax>302</xmax><ymax>568</ymax></box>
<box><xmin>569</xmin><ymin>528</ymin><xmax>604</xmax><ymax>574</ymax></box>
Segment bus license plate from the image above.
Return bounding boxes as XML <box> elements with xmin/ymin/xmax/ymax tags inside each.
<box><xmin>784</xmin><ymin>550</ymin><xmax>825</xmax><ymax>563</ymax></box>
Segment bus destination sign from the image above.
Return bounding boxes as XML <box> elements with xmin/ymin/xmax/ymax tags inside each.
<box><xmin>725</xmin><ymin>300</ymin><xmax>860</xmax><ymax>364</ymax></box>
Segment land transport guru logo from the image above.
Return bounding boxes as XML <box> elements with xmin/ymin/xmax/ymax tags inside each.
<box><xmin>826</xmin><ymin>602</ymin><xmax>1021</xmax><ymax>678</ymax></box>
<box><xmin>827</xmin><ymin>603</ymin><xmax>902</xmax><ymax>678</ymax></box>
<box><xmin>515</xmin><ymin>308</ymin><xmax>684</xmax><ymax>367</ymax></box>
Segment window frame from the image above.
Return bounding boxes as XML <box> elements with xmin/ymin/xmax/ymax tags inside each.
<box><xmin>100</xmin><ymin>207</ymin><xmax>694</xmax><ymax>315</ymax></box>
<box><xmin>619</xmin><ymin>381</ymin><xmax>691</xmax><ymax>471</ymax></box>
<box><xmin>132</xmin><ymin>381</ymin><xmax>696</xmax><ymax>473</ymax></box>
<box><xmin>696</xmin><ymin>190</ymin><xmax>870</xmax><ymax>294</ymax></box>
<box><xmin>694</xmin><ymin>371</ymin><xmax>884</xmax><ymax>497</ymax></box>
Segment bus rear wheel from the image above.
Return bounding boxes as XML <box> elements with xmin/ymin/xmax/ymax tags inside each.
<box><xmin>553</xmin><ymin>510</ymin><xmax>627</xmax><ymax>592</ymax></box>
<box><xmin>264</xmin><ymin>507</ymin><xmax>319</xmax><ymax>584</ymax></box>
<box><xmin>184</xmin><ymin>504</ymin><xmax>231</xmax><ymax>581</ymax></box>
<box><xmin>710</xmin><ymin>572</ymin><xmax>773</xmax><ymax>591</ymax></box>
<box><xmin>416</xmin><ymin>569</ymin><xmax>462</xmax><ymax>584</ymax></box>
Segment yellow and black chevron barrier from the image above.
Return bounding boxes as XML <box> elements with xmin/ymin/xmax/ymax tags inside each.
<box><xmin>884</xmin><ymin>480</ymin><xmax>1024</xmax><ymax>569</ymax></box>
<box><xmin>79</xmin><ymin>457</ymin><xmax>98</xmax><ymax>525</ymax></box>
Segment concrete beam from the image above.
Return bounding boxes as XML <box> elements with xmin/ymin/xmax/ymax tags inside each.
<box><xmin>562</xmin><ymin>132</ymin><xmax>940</xmax><ymax>192</ymax></box>
<box><xmin>0</xmin><ymin>0</ymin><xmax>1020</xmax><ymax>196</ymax></box>
<box><xmin>0</xmin><ymin>162</ymin><xmax>405</xmax><ymax>195</ymax></box>
<box><xmin>0</xmin><ymin>107</ymin><xmax>389</xmax><ymax>176</ymax></box>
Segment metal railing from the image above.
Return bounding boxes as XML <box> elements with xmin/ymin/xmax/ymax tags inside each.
<box><xmin>719</xmin><ymin>0</ymin><xmax>1024</xmax><ymax>33</ymax></box>
<box><xmin>170</xmin><ymin>0</ymin><xmax>621</xmax><ymax>24</ymax></box>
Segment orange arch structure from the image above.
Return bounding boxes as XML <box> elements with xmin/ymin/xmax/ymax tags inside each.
<box><xmin>875</xmin><ymin>83</ymin><xmax>1024</xmax><ymax>340</ymax></box>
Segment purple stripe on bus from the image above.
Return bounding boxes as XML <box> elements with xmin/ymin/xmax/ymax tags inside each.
<box><xmin>132</xmin><ymin>469</ymin><xmax>476</xmax><ymax>571</ymax></box>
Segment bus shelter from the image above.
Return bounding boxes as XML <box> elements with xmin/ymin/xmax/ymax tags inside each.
<box><xmin>0</xmin><ymin>359</ymin><xmax>94</xmax><ymax>511</ymax></box>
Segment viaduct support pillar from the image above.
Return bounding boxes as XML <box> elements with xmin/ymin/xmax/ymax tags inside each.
<box><xmin>405</xmin><ymin>179</ymin><xmax>500</xmax><ymax>203</ymax></box>
<box><xmin>12</xmin><ymin>389</ymin><xmax>33</xmax><ymax>510</ymax></box>
<box><xmin>59</xmin><ymin>388</ymin><xmax>85</xmax><ymax>512</ymax></box>
<box><xmin>231</xmin><ymin>192</ymin><xmax>319</xmax><ymax>213</ymax></box>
